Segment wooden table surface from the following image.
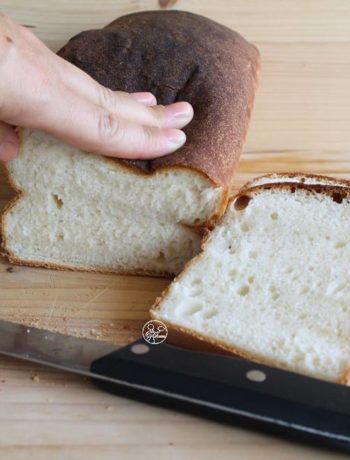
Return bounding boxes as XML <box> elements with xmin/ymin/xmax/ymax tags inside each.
<box><xmin>1</xmin><ymin>1</ymin><xmax>350</xmax><ymax>458</ymax></box>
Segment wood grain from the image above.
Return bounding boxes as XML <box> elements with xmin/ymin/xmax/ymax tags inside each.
<box><xmin>0</xmin><ymin>1</ymin><xmax>350</xmax><ymax>458</ymax></box>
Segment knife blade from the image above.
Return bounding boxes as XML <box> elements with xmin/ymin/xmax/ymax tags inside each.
<box><xmin>0</xmin><ymin>318</ymin><xmax>349</xmax><ymax>451</ymax></box>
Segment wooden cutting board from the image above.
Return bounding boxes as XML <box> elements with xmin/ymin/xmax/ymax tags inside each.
<box><xmin>0</xmin><ymin>1</ymin><xmax>350</xmax><ymax>459</ymax></box>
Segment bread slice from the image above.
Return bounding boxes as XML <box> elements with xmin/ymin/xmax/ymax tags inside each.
<box><xmin>1</xmin><ymin>11</ymin><xmax>259</xmax><ymax>276</ymax></box>
<box><xmin>243</xmin><ymin>172</ymin><xmax>350</xmax><ymax>189</ymax></box>
<box><xmin>151</xmin><ymin>182</ymin><xmax>350</xmax><ymax>383</ymax></box>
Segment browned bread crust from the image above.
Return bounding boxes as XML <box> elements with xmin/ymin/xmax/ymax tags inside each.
<box><xmin>242</xmin><ymin>172</ymin><xmax>350</xmax><ymax>191</ymax></box>
<box><xmin>57</xmin><ymin>10</ymin><xmax>260</xmax><ymax>187</ymax></box>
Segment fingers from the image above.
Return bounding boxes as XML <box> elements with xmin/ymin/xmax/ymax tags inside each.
<box><xmin>56</xmin><ymin>56</ymin><xmax>193</xmax><ymax>129</ymax></box>
<box><xmin>104</xmin><ymin>92</ymin><xmax>193</xmax><ymax>130</ymax></box>
<box><xmin>94</xmin><ymin>112</ymin><xmax>187</xmax><ymax>159</ymax></box>
<box><xmin>39</xmin><ymin>91</ymin><xmax>186</xmax><ymax>159</ymax></box>
<box><xmin>86</xmin><ymin>83</ymin><xmax>193</xmax><ymax>130</ymax></box>
<box><xmin>27</xmin><ymin>57</ymin><xmax>192</xmax><ymax>158</ymax></box>
<box><xmin>0</xmin><ymin>17</ymin><xmax>193</xmax><ymax>161</ymax></box>
<box><xmin>0</xmin><ymin>121</ymin><xmax>18</xmax><ymax>162</ymax></box>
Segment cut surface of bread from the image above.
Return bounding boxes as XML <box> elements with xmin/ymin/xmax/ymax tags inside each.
<box><xmin>2</xmin><ymin>129</ymin><xmax>225</xmax><ymax>275</ymax></box>
<box><xmin>151</xmin><ymin>182</ymin><xmax>350</xmax><ymax>382</ymax></box>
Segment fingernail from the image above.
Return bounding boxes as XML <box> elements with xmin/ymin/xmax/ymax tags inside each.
<box><xmin>131</xmin><ymin>92</ymin><xmax>157</xmax><ymax>106</ymax></box>
<box><xmin>165</xmin><ymin>102</ymin><xmax>193</xmax><ymax>121</ymax></box>
<box><xmin>0</xmin><ymin>140</ymin><xmax>17</xmax><ymax>162</ymax></box>
<box><xmin>166</xmin><ymin>130</ymin><xmax>186</xmax><ymax>149</ymax></box>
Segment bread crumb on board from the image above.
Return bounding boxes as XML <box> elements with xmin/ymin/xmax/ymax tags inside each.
<box><xmin>31</xmin><ymin>374</ymin><xmax>40</xmax><ymax>383</ymax></box>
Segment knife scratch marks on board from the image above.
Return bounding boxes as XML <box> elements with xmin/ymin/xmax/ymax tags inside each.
<box><xmin>81</xmin><ymin>287</ymin><xmax>109</xmax><ymax>310</ymax></box>
<box><xmin>47</xmin><ymin>292</ymin><xmax>58</xmax><ymax>322</ymax></box>
<box><xmin>47</xmin><ymin>275</ymin><xmax>58</xmax><ymax>325</ymax></box>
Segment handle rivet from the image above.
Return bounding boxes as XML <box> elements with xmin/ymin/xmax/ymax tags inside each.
<box><xmin>246</xmin><ymin>369</ymin><xmax>266</xmax><ymax>382</ymax></box>
<box><xmin>131</xmin><ymin>344</ymin><xmax>150</xmax><ymax>355</ymax></box>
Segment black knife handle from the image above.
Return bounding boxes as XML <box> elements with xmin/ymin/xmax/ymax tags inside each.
<box><xmin>90</xmin><ymin>339</ymin><xmax>350</xmax><ymax>451</ymax></box>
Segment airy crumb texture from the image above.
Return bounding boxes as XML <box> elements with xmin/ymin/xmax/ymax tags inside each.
<box><xmin>2</xmin><ymin>129</ymin><xmax>224</xmax><ymax>276</ymax></box>
<box><xmin>152</xmin><ymin>183</ymin><xmax>350</xmax><ymax>382</ymax></box>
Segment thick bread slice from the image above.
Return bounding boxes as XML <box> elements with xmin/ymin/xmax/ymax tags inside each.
<box><xmin>151</xmin><ymin>182</ymin><xmax>350</xmax><ymax>383</ymax></box>
<box><xmin>1</xmin><ymin>11</ymin><xmax>259</xmax><ymax>276</ymax></box>
<box><xmin>243</xmin><ymin>172</ymin><xmax>350</xmax><ymax>189</ymax></box>
<box><xmin>2</xmin><ymin>129</ymin><xmax>226</xmax><ymax>276</ymax></box>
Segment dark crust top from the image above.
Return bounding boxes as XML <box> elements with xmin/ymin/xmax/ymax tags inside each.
<box><xmin>57</xmin><ymin>10</ymin><xmax>260</xmax><ymax>186</ymax></box>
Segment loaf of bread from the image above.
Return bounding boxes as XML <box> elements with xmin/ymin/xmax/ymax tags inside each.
<box><xmin>1</xmin><ymin>11</ymin><xmax>259</xmax><ymax>276</ymax></box>
<box><xmin>151</xmin><ymin>178</ymin><xmax>350</xmax><ymax>383</ymax></box>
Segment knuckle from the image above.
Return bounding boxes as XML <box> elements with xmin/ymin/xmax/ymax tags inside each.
<box><xmin>98</xmin><ymin>110</ymin><xmax>120</xmax><ymax>141</ymax></box>
<box><xmin>0</xmin><ymin>13</ymin><xmax>18</xmax><ymax>36</ymax></box>
<box><xmin>142</xmin><ymin>126</ymin><xmax>158</xmax><ymax>152</ymax></box>
<box><xmin>98</xmin><ymin>86</ymin><xmax>118</xmax><ymax>111</ymax></box>
<box><xmin>0</xmin><ymin>18</ymin><xmax>14</xmax><ymax>59</ymax></box>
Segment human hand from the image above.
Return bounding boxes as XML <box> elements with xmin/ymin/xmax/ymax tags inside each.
<box><xmin>0</xmin><ymin>14</ymin><xmax>193</xmax><ymax>162</ymax></box>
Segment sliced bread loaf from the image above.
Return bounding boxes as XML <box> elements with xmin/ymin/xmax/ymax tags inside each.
<box><xmin>1</xmin><ymin>11</ymin><xmax>259</xmax><ymax>276</ymax></box>
<box><xmin>151</xmin><ymin>181</ymin><xmax>350</xmax><ymax>383</ymax></box>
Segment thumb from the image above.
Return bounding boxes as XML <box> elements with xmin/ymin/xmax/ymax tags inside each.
<box><xmin>0</xmin><ymin>122</ymin><xmax>19</xmax><ymax>162</ymax></box>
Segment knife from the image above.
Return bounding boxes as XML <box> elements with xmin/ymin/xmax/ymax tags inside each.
<box><xmin>0</xmin><ymin>318</ymin><xmax>349</xmax><ymax>452</ymax></box>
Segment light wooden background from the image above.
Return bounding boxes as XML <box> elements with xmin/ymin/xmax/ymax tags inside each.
<box><xmin>0</xmin><ymin>1</ymin><xmax>350</xmax><ymax>459</ymax></box>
